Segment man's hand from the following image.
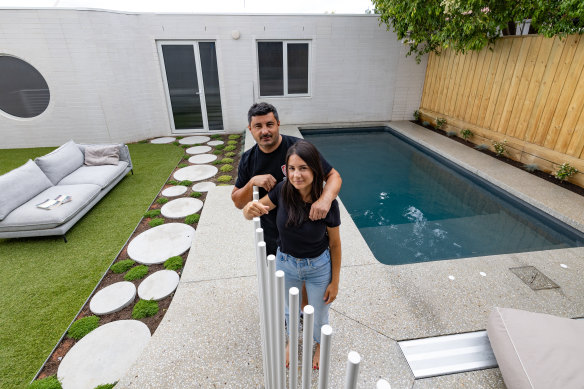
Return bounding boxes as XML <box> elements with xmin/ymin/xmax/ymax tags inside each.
<box><xmin>252</xmin><ymin>174</ymin><xmax>277</xmax><ymax>192</ymax></box>
<box><xmin>309</xmin><ymin>197</ymin><xmax>332</xmax><ymax>221</ymax></box>
<box><xmin>243</xmin><ymin>201</ymin><xmax>270</xmax><ymax>219</ymax></box>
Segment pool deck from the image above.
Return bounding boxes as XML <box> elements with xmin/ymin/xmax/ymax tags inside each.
<box><xmin>117</xmin><ymin>121</ymin><xmax>584</xmax><ymax>388</ymax></box>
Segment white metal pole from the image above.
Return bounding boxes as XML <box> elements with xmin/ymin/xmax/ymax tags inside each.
<box><xmin>255</xmin><ymin>233</ymin><xmax>270</xmax><ymax>389</ymax></box>
<box><xmin>257</xmin><ymin>241</ymin><xmax>273</xmax><ymax>389</ymax></box>
<box><xmin>343</xmin><ymin>351</ymin><xmax>361</xmax><ymax>389</ymax></box>
<box><xmin>253</xmin><ymin>186</ymin><xmax>259</xmax><ymax>201</ymax></box>
<box><xmin>267</xmin><ymin>254</ymin><xmax>278</xmax><ymax>389</ymax></box>
<box><xmin>318</xmin><ymin>325</ymin><xmax>333</xmax><ymax>389</ymax></box>
<box><xmin>275</xmin><ymin>270</ymin><xmax>286</xmax><ymax>389</ymax></box>
<box><xmin>253</xmin><ymin>217</ymin><xmax>261</xmax><ymax>236</ymax></box>
<box><xmin>302</xmin><ymin>305</ymin><xmax>315</xmax><ymax>389</ymax></box>
<box><xmin>289</xmin><ymin>287</ymin><xmax>299</xmax><ymax>389</ymax></box>
<box><xmin>376</xmin><ymin>379</ymin><xmax>392</xmax><ymax>389</ymax></box>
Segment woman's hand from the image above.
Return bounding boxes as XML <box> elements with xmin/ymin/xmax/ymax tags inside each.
<box><xmin>243</xmin><ymin>201</ymin><xmax>270</xmax><ymax>220</ymax></box>
<box><xmin>323</xmin><ymin>282</ymin><xmax>338</xmax><ymax>305</ymax></box>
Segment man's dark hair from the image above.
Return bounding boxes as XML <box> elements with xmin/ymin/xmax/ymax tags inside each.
<box><xmin>247</xmin><ymin>102</ymin><xmax>279</xmax><ymax>124</ymax></box>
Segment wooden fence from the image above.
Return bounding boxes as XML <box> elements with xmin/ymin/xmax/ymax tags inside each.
<box><xmin>419</xmin><ymin>34</ymin><xmax>584</xmax><ymax>186</ymax></box>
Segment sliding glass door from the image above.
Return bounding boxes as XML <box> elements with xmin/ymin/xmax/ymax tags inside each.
<box><xmin>158</xmin><ymin>41</ymin><xmax>223</xmax><ymax>132</ymax></box>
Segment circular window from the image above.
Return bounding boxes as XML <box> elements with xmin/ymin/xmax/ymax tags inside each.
<box><xmin>0</xmin><ymin>56</ymin><xmax>50</xmax><ymax>118</ymax></box>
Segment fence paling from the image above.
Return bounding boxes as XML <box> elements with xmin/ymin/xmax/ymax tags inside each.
<box><xmin>276</xmin><ymin>271</ymin><xmax>286</xmax><ymax>389</ymax></box>
<box><xmin>344</xmin><ymin>351</ymin><xmax>361</xmax><ymax>389</ymax></box>
<box><xmin>289</xmin><ymin>287</ymin><xmax>299</xmax><ymax>389</ymax></box>
<box><xmin>318</xmin><ymin>325</ymin><xmax>333</xmax><ymax>389</ymax></box>
<box><xmin>302</xmin><ymin>305</ymin><xmax>315</xmax><ymax>389</ymax></box>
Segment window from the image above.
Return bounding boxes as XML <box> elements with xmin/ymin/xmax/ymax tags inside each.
<box><xmin>0</xmin><ymin>56</ymin><xmax>50</xmax><ymax>118</ymax></box>
<box><xmin>257</xmin><ymin>41</ymin><xmax>310</xmax><ymax>97</ymax></box>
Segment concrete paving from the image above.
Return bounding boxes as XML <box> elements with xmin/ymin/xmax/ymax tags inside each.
<box><xmin>138</xmin><ymin>270</ymin><xmax>180</xmax><ymax>301</ymax></box>
<box><xmin>127</xmin><ymin>223</ymin><xmax>195</xmax><ymax>265</ymax></box>
<box><xmin>118</xmin><ymin>121</ymin><xmax>584</xmax><ymax>388</ymax></box>
<box><xmin>192</xmin><ymin>181</ymin><xmax>216</xmax><ymax>192</ymax></box>
<box><xmin>150</xmin><ymin>137</ymin><xmax>175</xmax><ymax>144</ymax></box>
<box><xmin>161</xmin><ymin>185</ymin><xmax>187</xmax><ymax>197</ymax></box>
<box><xmin>161</xmin><ymin>198</ymin><xmax>203</xmax><ymax>219</ymax></box>
<box><xmin>173</xmin><ymin>164</ymin><xmax>218</xmax><ymax>181</ymax></box>
<box><xmin>59</xmin><ymin>320</ymin><xmax>150</xmax><ymax>389</ymax></box>
<box><xmin>188</xmin><ymin>153</ymin><xmax>217</xmax><ymax>164</ymax></box>
<box><xmin>90</xmin><ymin>281</ymin><xmax>136</xmax><ymax>315</ymax></box>
<box><xmin>179</xmin><ymin>135</ymin><xmax>211</xmax><ymax>145</ymax></box>
<box><xmin>186</xmin><ymin>145</ymin><xmax>212</xmax><ymax>155</ymax></box>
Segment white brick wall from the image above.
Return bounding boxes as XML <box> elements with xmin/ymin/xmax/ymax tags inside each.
<box><xmin>0</xmin><ymin>9</ymin><xmax>427</xmax><ymax>148</ymax></box>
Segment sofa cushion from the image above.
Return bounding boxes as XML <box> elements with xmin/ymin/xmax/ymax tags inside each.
<box><xmin>58</xmin><ymin>161</ymin><xmax>129</xmax><ymax>188</ymax></box>
<box><xmin>487</xmin><ymin>307</ymin><xmax>584</xmax><ymax>389</ymax></box>
<box><xmin>0</xmin><ymin>184</ymin><xmax>101</xmax><ymax>232</ymax></box>
<box><xmin>84</xmin><ymin>145</ymin><xmax>120</xmax><ymax>166</ymax></box>
<box><xmin>35</xmin><ymin>140</ymin><xmax>85</xmax><ymax>185</ymax></box>
<box><xmin>0</xmin><ymin>160</ymin><xmax>53</xmax><ymax>221</ymax></box>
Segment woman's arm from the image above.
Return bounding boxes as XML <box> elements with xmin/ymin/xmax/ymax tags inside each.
<box><xmin>309</xmin><ymin>168</ymin><xmax>342</xmax><ymax>221</ymax></box>
<box><xmin>324</xmin><ymin>226</ymin><xmax>341</xmax><ymax>304</ymax></box>
<box><xmin>242</xmin><ymin>195</ymin><xmax>276</xmax><ymax>220</ymax></box>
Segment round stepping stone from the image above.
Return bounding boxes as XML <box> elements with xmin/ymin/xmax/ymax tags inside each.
<box><xmin>89</xmin><ymin>281</ymin><xmax>136</xmax><ymax>315</ymax></box>
<box><xmin>128</xmin><ymin>223</ymin><xmax>195</xmax><ymax>265</ymax></box>
<box><xmin>138</xmin><ymin>270</ymin><xmax>180</xmax><ymax>301</ymax></box>
<box><xmin>174</xmin><ymin>164</ymin><xmax>218</xmax><ymax>182</ymax></box>
<box><xmin>192</xmin><ymin>181</ymin><xmax>216</xmax><ymax>192</ymax></box>
<box><xmin>207</xmin><ymin>140</ymin><xmax>224</xmax><ymax>146</ymax></box>
<box><xmin>179</xmin><ymin>135</ymin><xmax>211</xmax><ymax>145</ymax></box>
<box><xmin>188</xmin><ymin>153</ymin><xmax>217</xmax><ymax>164</ymax></box>
<box><xmin>150</xmin><ymin>137</ymin><xmax>175</xmax><ymax>144</ymax></box>
<box><xmin>58</xmin><ymin>320</ymin><xmax>150</xmax><ymax>389</ymax></box>
<box><xmin>161</xmin><ymin>198</ymin><xmax>203</xmax><ymax>219</ymax></box>
<box><xmin>161</xmin><ymin>185</ymin><xmax>187</xmax><ymax>197</ymax></box>
<box><xmin>186</xmin><ymin>145</ymin><xmax>212</xmax><ymax>155</ymax></box>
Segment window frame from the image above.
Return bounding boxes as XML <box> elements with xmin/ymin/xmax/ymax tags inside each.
<box><xmin>256</xmin><ymin>40</ymin><xmax>312</xmax><ymax>98</ymax></box>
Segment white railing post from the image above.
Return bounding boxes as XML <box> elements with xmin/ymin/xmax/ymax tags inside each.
<box><xmin>376</xmin><ymin>378</ymin><xmax>392</xmax><ymax>388</ymax></box>
<box><xmin>302</xmin><ymin>305</ymin><xmax>315</xmax><ymax>389</ymax></box>
<box><xmin>289</xmin><ymin>287</ymin><xmax>299</xmax><ymax>389</ymax></box>
<box><xmin>256</xmin><ymin>240</ymin><xmax>273</xmax><ymax>388</ymax></box>
<box><xmin>343</xmin><ymin>351</ymin><xmax>361</xmax><ymax>389</ymax></box>
<box><xmin>253</xmin><ymin>186</ymin><xmax>259</xmax><ymax>201</ymax></box>
<box><xmin>267</xmin><ymin>254</ymin><xmax>278</xmax><ymax>389</ymax></box>
<box><xmin>275</xmin><ymin>270</ymin><xmax>286</xmax><ymax>389</ymax></box>
<box><xmin>255</xmin><ymin>233</ymin><xmax>270</xmax><ymax>389</ymax></box>
<box><xmin>318</xmin><ymin>325</ymin><xmax>333</xmax><ymax>389</ymax></box>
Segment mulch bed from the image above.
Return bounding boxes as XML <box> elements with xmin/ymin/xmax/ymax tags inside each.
<box><xmin>412</xmin><ymin>120</ymin><xmax>584</xmax><ymax>198</ymax></box>
<box><xmin>37</xmin><ymin>134</ymin><xmax>243</xmax><ymax>380</ymax></box>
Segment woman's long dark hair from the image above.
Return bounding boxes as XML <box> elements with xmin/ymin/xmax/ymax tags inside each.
<box><xmin>282</xmin><ymin>140</ymin><xmax>326</xmax><ymax>227</ymax></box>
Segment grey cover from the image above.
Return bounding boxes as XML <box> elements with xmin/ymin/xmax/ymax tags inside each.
<box><xmin>487</xmin><ymin>307</ymin><xmax>584</xmax><ymax>389</ymax></box>
<box><xmin>84</xmin><ymin>145</ymin><xmax>120</xmax><ymax>166</ymax></box>
<box><xmin>35</xmin><ymin>140</ymin><xmax>84</xmax><ymax>185</ymax></box>
<box><xmin>77</xmin><ymin>143</ymin><xmax>131</xmax><ymax>166</ymax></box>
<box><xmin>0</xmin><ymin>184</ymin><xmax>101</xmax><ymax>232</ymax></box>
<box><xmin>0</xmin><ymin>160</ymin><xmax>53</xmax><ymax>221</ymax></box>
<box><xmin>58</xmin><ymin>161</ymin><xmax>129</xmax><ymax>188</ymax></box>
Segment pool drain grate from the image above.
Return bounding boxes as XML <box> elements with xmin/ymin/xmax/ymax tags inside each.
<box><xmin>509</xmin><ymin>266</ymin><xmax>559</xmax><ymax>290</ymax></box>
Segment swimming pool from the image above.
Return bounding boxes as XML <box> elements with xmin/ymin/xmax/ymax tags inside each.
<box><xmin>302</xmin><ymin>127</ymin><xmax>584</xmax><ymax>265</ymax></box>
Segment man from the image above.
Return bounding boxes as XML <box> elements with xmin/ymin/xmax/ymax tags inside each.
<box><xmin>232</xmin><ymin>102</ymin><xmax>342</xmax><ymax>256</ymax></box>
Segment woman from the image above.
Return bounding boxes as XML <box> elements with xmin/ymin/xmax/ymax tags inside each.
<box><xmin>243</xmin><ymin>140</ymin><xmax>341</xmax><ymax>369</ymax></box>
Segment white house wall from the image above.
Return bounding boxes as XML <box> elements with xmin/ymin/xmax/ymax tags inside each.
<box><xmin>0</xmin><ymin>9</ymin><xmax>427</xmax><ymax>149</ymax></box>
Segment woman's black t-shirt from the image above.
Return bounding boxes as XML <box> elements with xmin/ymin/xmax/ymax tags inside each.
<box><xmin>268</xmin><ymin>181</ymin><xmax>341</xmax><ymax>258</ymax></box>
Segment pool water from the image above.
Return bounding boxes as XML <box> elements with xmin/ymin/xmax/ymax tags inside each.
<box><xmin>303</xmin><ymin>128</ymin><xmax>584</xmax><ymax>265</ymax></box>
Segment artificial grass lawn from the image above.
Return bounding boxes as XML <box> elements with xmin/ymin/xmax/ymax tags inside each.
<box><xmin>0</xmin><ymin>143</ymin><xmax>182</xmax><ymax>389</ymax></box>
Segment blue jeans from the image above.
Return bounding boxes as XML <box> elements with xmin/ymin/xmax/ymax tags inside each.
<box><xmin>276</xmin><ymin>247</ymin><xmax>332</xmax><ymax>344</ymax></box>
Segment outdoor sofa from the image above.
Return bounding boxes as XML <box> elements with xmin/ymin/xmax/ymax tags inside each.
<box><xmin>487</xmin><ymin>307</ymin><xmax>584</xmax><ymax>389</ymax></box>
<box><xmin>0</xmin><ymin>140</ymin><xmax>132</xmax><ymax>241</ymax></box>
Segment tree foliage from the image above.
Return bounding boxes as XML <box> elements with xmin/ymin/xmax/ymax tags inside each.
<box><xmin>372</xmin><ymin>0</ymin><xmax>584</xmax><ymax>62</ymax></box>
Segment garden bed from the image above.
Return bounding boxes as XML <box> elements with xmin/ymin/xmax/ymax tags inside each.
<box><xmin>412</xmin><ymin>120</ymin><xmax>584</xmax><ymax>197</ymax></box>
<box><xmin>35</xmin><ymin>134</ymin><xmax>243</xmax><ymax>383</ymax></box>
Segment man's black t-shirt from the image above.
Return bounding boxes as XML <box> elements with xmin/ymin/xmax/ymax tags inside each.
<box><xmin>268</xmin><ymin>181</ymin><xmax>340</xmax><ymax>258</ymax></box>
<box><xmin>235</xmin><ymin>135</ymin><xmax>333</xmax><ymax>255</ymax></box>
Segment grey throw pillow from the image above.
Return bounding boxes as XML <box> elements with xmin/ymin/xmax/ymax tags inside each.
<box><xmin>35</xmin><ymin>140</ymin><xmax>85</xmax><ymax>185</ymax></box>
<box><xmin>0</xmin><ymin>160</ymin><xmax>53</xmax><ymax>220</ymax></box>
<box><xmin>84</xmin><ymin>145</ymin><xmax>120</xmax><ymax>166</ymax></box>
